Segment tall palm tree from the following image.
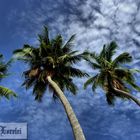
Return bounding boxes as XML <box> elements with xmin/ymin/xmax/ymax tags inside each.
<box><xmin>84</xmin><ymin>41</ymin><xmax>140</xmax><ymax>106</ymax></box>
<box><xmin>0</xmin><ymin>54</ymin><xmax>17</xmax><ymax>99</ymax></box>
<box><xmin>13</xmin><ymin>26</ymin><xmax>87</xmax><ymax>140</ymax></box>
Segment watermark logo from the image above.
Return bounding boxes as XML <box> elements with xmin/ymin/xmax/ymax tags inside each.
<box><xmin>0</xmin><ymin>123</ymin><xmax>27</xmax><ymax>139</ymax></box>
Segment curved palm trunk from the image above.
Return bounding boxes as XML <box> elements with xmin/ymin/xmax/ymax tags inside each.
<box><xmin>107</xmin><ymin>76</ymin><xmax>140</xmax><ymax>106</ymax></box>
<box><xmin>47</xmin><ymin>76</ymin><xmax>86</xmax><ymax>140</ymax></box>
<box><xmin>113</xmin><ymin>88</ymin><xmax>140</xmax><ymax>106</ymax></box>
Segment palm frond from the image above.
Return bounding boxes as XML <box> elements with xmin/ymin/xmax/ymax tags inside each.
<box><xmin>129</xmin><ymin>68</ymin><xmax>140</xmax><ymax>73</ymax></box>
<box><xmin>59</xmin><ymin>77</ymin><xmax>77</xmax><ymax>95</ymax></box>
<box><xmin>33</xmin><ymin>81</ymin><xmax>47</xmax><ymax>102</ymax></box>
<box><xmin>0</xmin><ymin>64</ymin><xmax>7</xmax><ymax>74</ymax></box>
<box><xmin>66</xmin><ymin>80</ymin><xmax>77</xmax><ymax>95</ymax></box>
<box><xmin>62</xmin><ymin>66</ymin><xmax>89</xmax><ymax>78</ymax></box>
<box><xmin>124</xmin><ymin>73</ymin><xmax>140</xmax><ymax>91</ymax></box>
<box><xmin>53</xmin><ymin>35</ymin><xmax>63</xmax><ymax>49</ymax></box>
<box><xmin>88</xmin><ymin>61</ymin><xmax>101</xmax><ymax>69</ymax></box>
<box><xmin>126</xmin><ymin>80</ymin><xmax>140</xmax><ymax>91</ymax></box>
<box><xmin>0</xmin><ymin>74</ymin><xmax>8</xmax><ymax>79</ymax></box>
<box><xmin>80</xmin><ymin>51</ymin><xmax>91</xmax><ymax>61</ymax></box>
<box><xmin>38</xmin><ymin>26</ymin><xmax>50</xmax><ymax>45</ymax></box>
<box><xmin>22</xmin><ymin>78</ymin><xmax>36</xmax><ymax>90</ymax></box>
<box><xmin>61</xmin><ymin>54</ymin><xmax>82</xmax><ymax>64</ymax></box>
<box><xmin>43</xmin><ymin>56</ymin><xmax>55</xmax><ymax>67</ymax></box>
<box><xmin>0</xmin><ymin>54</ymin><xmax>3</xmax><ymax>60</ymax></box>
<box><xmin>84</xmin><ymin>75</ymin><xmax>98</xmax><ymax>89</ymax></box>
<box><xmin>92</xmin><ymin>71</ymin><xmax>107</xmax><ymax>92</ymax></box>
<box><xmin>90</xmin><ymin>52</ymin><xmax>103</xmax><ymax>65</ymax></box>
<box><xmin>13</xmin><ymin>45</ymin><xmax>34</xmax><ymax>60</ymax></box>
<box><xmin>63</xmin><ymin>34</ymin><xmax>76</xmax><ymax>53</ymax></box>
<box><xmin>112</xmin><ymin>52</ymin><xmax>132</xmax><ymax>67</ymax></box>
<box><xmin>99</xmin><ymin>45</ymin><xmax>106</xmax><ymax>59</ymax></box>
<box><xmin>0</xmin><ymin>86</ymin><xmax>17</xmax><ymax>99</ymax></box>
<box><xmin>106</xmin><ymin>92</ymin><xmax>115</xmax><ymax>105</ymax></box>
<box><xmin>106</xmin><ymin>41</ymin><xmax>117</xmax><ymax>62</ymax></box>
<box><xmin>114</xmin><ymin>68</ymin><xmax>140</xmax><ymax>91</ymax></box>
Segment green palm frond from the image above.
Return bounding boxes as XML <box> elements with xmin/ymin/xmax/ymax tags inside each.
<box><xmin>0</xmin><ymin>54</ymin><xmax>3</xmax><ymax>60</ymax></box>
<box><xmin>91</xmin><ymin>79</ymin><xmax>99</xmax><ymax>92</ymax></box>
<box><xmin>33</xmin><ymin>81</ymin><xmax>47</xmax><ymax>101</ymax></box>
<box><xmin>106</xmin><ymin>92</ymin><xmax>115</xmax><ymax>105</ymax></box>
<box><xmin>62</xmin><ymin>66</ymin><xmax>89</xmax><ymax>78</ymax></box>
<box><xmin>43</xmin><ymin>56</ymin><xmax>55</xmax><ymax>67</ymax></box>
<box><xmin>22</xmin><ymin>77</ymin><xmax>36</xmax><ymax>90</ymax></box>
<box><xmin>129</xmin><ymin>68</ymin><xmax>140</xmax><ymax>73</ymax></box>
<box><xmin>0</xmin><ymin>60</ymin><xmax>13</xmax><ymax>77</ymax></box>
<box><xmin>114</xmin><ymin>68</ymin><xmax>134</xmax><ymax>81</ymax></box>
<box><xmin>13</xmin><ymin>45</ymin><xmax>34</xmax><ymax>59</ymax></box>
<box><xmin>80</xmin><ymin>50</ymin><xmax>91</xmax><ymax>61</ymax></box>
<box><xmin>38</xmin><ymin>26</ymin><xmax>50</xmax><ymax>45</ymax></box>
<box><xmin>114</xmin><ymin>68</ymin><xmax>140</xmax><ymax>91</ymax></box>
<box><xmin>126</xmin><ymin>80</ymin><xmax>140</xmax><ymax>91</ymax></box>
<box><xmin>0</xmin><ymin>53</ymin><xmax>17</xmax><ymax>99</ymax></box>
<box><xmin>66</xmin><ymin>80</ymin><xmax>77</xmax><ymax>95</ymax></box>
<box><xmin>0</xmin><ymin>56</ymin><xmax>12</xmax><ymax>81</ymax></box>
<box><xmin>112</xmin><ymin>52</ymin><xmax>132</xmax><ymax>67</ymax></box>
<box><xmin>84</xmin><ymin>75</ymin><xmax>98</xmax><ymax>89</ymax></box>
<box><xmin>58</xmin><ymin>77</ymin><xmax>78</xmax><ymax>95</ymax></box>
<box><xmin>0</xmin><ymin>74</ymin><xmax>8</xmax><ymax>79</ymax></box>
<box><xmin>39</xmin><ymin>43</ymin><xmax>50</xmax><ymax>56</ymax></box>
<box><xmin>91</xmin><ymin>53</ymin><xmax>103</xmax><ymax>65</ymax></box>
<box><xmin>106</xmin><ymin>41</ymin><xmax>117</xmax><ymax>62</ymax></box>
<box><xmin>0</xmin><ymin>64</ymin><xmax>7</xmax><ymax>74</ymax></box>
<box><xmin>63</xmin><ymin>34</ymin><xmax>76</xmax><ymax>53</ymax></box>
<box><xmin>91</xmin><ymin>72</ymin><xmax>107</xmax><ymax>92</ymax></box>
<box><xmin>0</xmin><ymin>86</ymin><xmax>17</xmax><ymax>99</ymax></box>
<box><xmin>124</xmin><ymin>73</ymin><xmax>140</xmax><ymax>91</ymax></box>
<box><xmin>6</xmin><ymin>58</ymin><xmax>14</xmax><ymax>66</ymax></box>
<box><xmin>53</xmin><ymin>35</ymin><xmax>63</xmax><ymax>48</ymax></box>
<box><xmin>62</xmin><ymin>54</ymin><xmax>82</xmax><ymax>64</ymax></box>
<box><xmin>88</xmin><ymin>61</ymin><xmax>101</xmax><ymax>69</ymax></box>
<box><xmin>99</xmin><ymin>45</ymin><xmax>106</xmax><ymax>59</ymax></box>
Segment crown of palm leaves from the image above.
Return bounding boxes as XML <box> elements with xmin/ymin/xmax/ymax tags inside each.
<box><xmin>13</xmin><ymin>26</ymin><xmax>88</xmax><ymax>101</ymax></box>
<box><xmin>0</xmin><ymin>54</ymin><xmax>17</xmax><ymax>99</ymax></box>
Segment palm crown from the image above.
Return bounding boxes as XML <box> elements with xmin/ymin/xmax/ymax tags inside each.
<box><xmin>84</xmin><ymin>41</ymin><xmax>140</xmax><ymax>105</ymax></box>
<box><xmin>0</xmin><ymin>54</ymin><xmax>17</xmax><ymax>99</ymax></box>
<box><xmin>13</xmin><ymin>26</ymin><xmax>88</xmax><ymax>101</ymax></box>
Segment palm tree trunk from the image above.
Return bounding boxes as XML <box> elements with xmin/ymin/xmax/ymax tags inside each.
<box><xmin>47</xmin><ymin>76</ymin><xmax>86</xmax><ymax>140</ymax></box>
<box><xmin>107</xmin><ymin>75</ymin><xmax>140</xmax><ymax>106</ymax></box>
<box><xmin>113</xmin><ymin>87</ymin><xmax>140</xmax><ymax>106</ymax></box>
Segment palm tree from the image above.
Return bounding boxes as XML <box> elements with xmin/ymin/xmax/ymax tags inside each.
<box><xmin>84</xmin><ymin>41</ymin><xmax>140</xmax><ymax>106</ymax></box>
<box><xmin>13</xmin><ymin>26</ymin><xmax>87</xmax><ymax>140</ymax></box>
<box><xmin>0</xmin><ymin>54</ymin><xmax>17</xmax><ymax>99</ymax></box>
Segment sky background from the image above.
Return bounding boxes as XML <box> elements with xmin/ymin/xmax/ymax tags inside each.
<box><xmin>0</xmin><ymin>0</ymin><xmax>140</xmax><ymax>140</ymax></box>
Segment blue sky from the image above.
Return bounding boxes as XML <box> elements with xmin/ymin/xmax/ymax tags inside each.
<box><xmin>1</xmin><ymin>0</ymin><xmax>140</xmax><ymax>140</ymax></box>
